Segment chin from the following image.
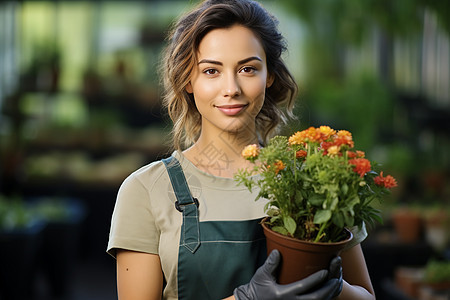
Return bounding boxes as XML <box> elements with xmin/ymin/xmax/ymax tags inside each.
<box><xmin>220</xmin><ymin>120</ymin><xmax>256</xmax><ymax>138</ymax></box>
<box><xmin>221</xmin><ymin>119</ymin><xmax>245</xmax><ymax>131</ymax></box>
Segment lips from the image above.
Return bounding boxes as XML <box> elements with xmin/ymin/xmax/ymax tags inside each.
<box><xmin>215</xmin><ymin>104</ymin><xmax>248</xmax><ymax>116</ymax></box>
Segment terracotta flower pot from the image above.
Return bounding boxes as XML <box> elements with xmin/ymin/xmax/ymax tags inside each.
<box><xmin>391</xmin><ymin>210</ymin><xmax>422</xmax><ymax>244</ymax></box>
<box><xmin>262</xmin><ymin>219</ymin><xmax>353</xmax><ymax>284</ymax></box>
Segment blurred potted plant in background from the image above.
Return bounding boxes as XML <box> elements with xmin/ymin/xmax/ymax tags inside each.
<box><xmin>423</xmin><ymin>260</ymin><xmax>450</xmax><ymax>294</ymax></box>
<box><xmin>235</xmin><ymin>126</ymin><xmax>397</xmax><ymax>283</ymax></box>
<box><xmin>391</xmin><ymin>205</ymin><xmax>424</xmax><ymax>244</ymax></box>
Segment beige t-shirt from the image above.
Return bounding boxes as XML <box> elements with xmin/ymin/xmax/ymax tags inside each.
<box><xmin>107</xmin><ymin>150</ymin><xmax>367</xmax><ymax>299</ymax></box>
<box><xmin>107</xmin><ymin>151</ymin><xmax>268</xmax><ymax>299</ymax></box>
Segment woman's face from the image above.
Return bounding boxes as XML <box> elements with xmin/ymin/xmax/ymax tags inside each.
<box><xmin>186</xmin><ymin>25</ymin><xmax>273</xmax><ymax>137</ymax></box>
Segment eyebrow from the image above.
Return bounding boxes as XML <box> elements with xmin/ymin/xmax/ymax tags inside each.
<box><xmin>198</xmin><ymin>56</ymin><xmax>262</xmax><ymax>66</ymax></box>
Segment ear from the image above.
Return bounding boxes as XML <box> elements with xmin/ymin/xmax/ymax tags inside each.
<box><xmin>266</xmin><ymin>73</ymin><xmax>274</xmax><ymax>88</ymax></box>
<box><xmin>186</xmin><ymin>82</ymin><xmax>193</xmax><ymax>94</ymax></box>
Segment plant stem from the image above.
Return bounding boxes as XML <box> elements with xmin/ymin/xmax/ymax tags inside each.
<box><xmin>314</xmin><ymin>222</ymin><xmax>328</xmax><ymax>243</ymax></box>
<box><xmin>294</xmin><ymin>149</ymin><xmax>297</xmax><ymax>183</ymax></box>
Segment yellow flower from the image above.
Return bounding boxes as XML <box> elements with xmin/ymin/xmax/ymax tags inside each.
<box><xmin>289</xmin><ymin>127</ymin><xmax>321</xmax><ymax>145</ymax></box>
<box><xmin>241</xmin><ymin>144</ymin><xmax>260</xmax><ymax>159</ymax></box>
<box><xmin>288</xmin><ymin>131</ymin><xmax>305</xmax><ymax>145</ymax></box>
<box><xmin>327</xmin><ymin>145</ymin><xmax>340</xmax><ymax>156</ymax></box>
<box><xmin>318</xmin><ymin>126</ymin><xmax>336</xmax><ymax>140</ymax></box>
<box><xmin>337</xmin><ymin>130</ymin><xmax>352</xmax><ymax>138</ymax></box>
<box><xmin>335</xmin><ymin>130</ymin><xmax>354</xmax><ymax>148</ymax></box>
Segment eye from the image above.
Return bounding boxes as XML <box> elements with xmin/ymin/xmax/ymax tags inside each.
<box><xmin>240</xmin><ymin>66</ymin><xmax>257</xmax><ymax>74</ymax></box>
<box><xmin>203</xmin><ymin>68</ymin><xmax>218</xmax><ymax>76</ymax></box>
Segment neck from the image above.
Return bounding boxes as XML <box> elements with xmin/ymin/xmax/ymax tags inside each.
<box><xmin>183</xmin><ymin>127</ymin><xmax>258</xmax><ymax>178</ymax></box>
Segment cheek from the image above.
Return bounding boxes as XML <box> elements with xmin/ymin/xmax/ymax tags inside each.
<box><xmin>249</xmin><ymin>79</ymin><xmax>268</xmax><ymax>109</ymax></box>
<box><xmin>192</xmin><ymin>79</ymin><xmax>217</xmax><ymax>103</ymax></box>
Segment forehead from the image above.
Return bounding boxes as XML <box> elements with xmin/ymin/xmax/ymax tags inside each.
<box><xmin>197</xmin><ymin>25</ymin><xmax>266</xmax><ymax>61</ymax></box>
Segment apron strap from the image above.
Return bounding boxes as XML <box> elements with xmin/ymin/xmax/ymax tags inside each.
<box><xmin>162</xmin><ymin>156</ymin><xmax>200</xmax><ymax>253</ymax></box>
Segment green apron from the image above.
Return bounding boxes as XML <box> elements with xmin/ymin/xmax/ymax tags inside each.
<box><xmin>162</xmin><ymin>156</ymin><xmax>266</xmax><ymax>300</ymax></box>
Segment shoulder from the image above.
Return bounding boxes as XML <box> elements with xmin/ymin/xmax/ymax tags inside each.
<box><xmin>120</xmin><ymin>158</ymin><xmax>168</xmax><ymax>193</ymax></box>
<box><xmin>112</xmin><ymin>155</ymin><xmax>176</xmax><ymax>224</ymax></box>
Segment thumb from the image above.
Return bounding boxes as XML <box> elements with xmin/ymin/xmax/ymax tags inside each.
<box><xmin>329</xmin><ymin>256</ymin><xmax>342</xmax><ymax>279</ymax></box>
<box><xmin>263</xmin><ymin>249</ymin><xmax>281</xmax><ymax>276</ymax></box>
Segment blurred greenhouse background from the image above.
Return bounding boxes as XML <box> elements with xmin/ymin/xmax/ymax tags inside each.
<box><xmin>0</xmin><ymin>0</ymin><xmax>449</xmax><ymax>299</ymax></box>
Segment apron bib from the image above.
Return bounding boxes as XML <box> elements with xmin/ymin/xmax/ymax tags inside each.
<box><xmin>162</xmin><ymin>156</ymin><xmax>266</xmax><ymax>300</ymax></box>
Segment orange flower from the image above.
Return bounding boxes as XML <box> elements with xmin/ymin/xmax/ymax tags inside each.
<box><xmin>374</xmin><ymin>172</ymin><xmax>398</xmax><ymax>188</ymax></box>
<box><xmin>334</xmin><ymin>130</ymin><xmax>354</xmax><ymax>148</ymax></box>
<box><xmin>348</xmin><ymin>150</ymin><xmax>365</xmax><ymax>159</ymax></box>
<box><xmin>383</xmin><ymin>175</ymin><xmax>398</xmax><ymax>189</ymax></box>
<box><xmin>318</xmin><ymin>126</ymin><xmax>336</xmax><ymax>141</ymax></box>
<box><xmin>305</xmin><ymin>127</ymin><xmax>321</xmax><ymax>142</ymax></box>
<box><xmin>289</xmin><ymin>127</ymin><xmax>321</xmax><ymax>145</ymax></box>
<box><xmin>296</xmin><ymin>150</ymin><xmax>307</xmax><ymax>158</ymax></box>
<box><xmin>349</xmin><ymin>158</ymin><xmax>371</xmax><ymax>177</ymax></box>
<box><xmin>241</xmin><ymin>144</ymin><xmax>260</xmax><ymax>159</ymax></box>
<box><xmin>274</xmin><ymin>160</ymin><xmax>285</xmax><ymax>174</ymax></box>
<box><xmin>288</xmin><ymin>131</ymin><xmax>305</xmax><ymax>145</ymax></box>
<box><xmin>321</xmin><ymin>141</ymin><xmax>343</xmax><ymax>156</ymax></box>
<box><xmin>373</xmin><ymin>173</ymin><xmax>383</xmax><ymax>186</ymax></box>
<box><xmin>347</xmin><ymin>151</ymin><xmax>357</xmax><ymax>159</ymax></box>
<box><xmin>356</xmin><ymin>150</ymin><xmax>365</xmax><ymax>158</ymax></box>
<box><xmin>337</xmin><ymin>130</ymin><xmax>352</xmax><ymax>138</ymax></box>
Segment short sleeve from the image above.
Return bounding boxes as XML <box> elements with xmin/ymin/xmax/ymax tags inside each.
<box><xmin>107</xmin><ymin>173</ymin><xmax>160</xmax><ymax>258</ymax></box>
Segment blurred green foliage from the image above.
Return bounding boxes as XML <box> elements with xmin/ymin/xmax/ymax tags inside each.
<box><xmin>302</xmin><ymin>74</ymin><xmax>394</xmax><ymax>150</ymax></box>
<box><xmin>0</xmin><ymin>195</ymin><xmax>34</xmax><ymax>230</ymax></box>
<box><xmin>0</xmin><ymin>195</ymin><xmax>74</xmax><ymax>231</ymax></box>
<box><xmin>283</xmin><ymin>0</ymin><xmax>449</xmax><ymax>41</ymax></box>
<box><xmin>424</xmin><ymin>260</ymin><xmax>450</xmax><ymax>284</ymax></box>
<box><xmin>278</xmin><ymin>0</ymin><xmax>449</xmax><ymax>205</ymax></box>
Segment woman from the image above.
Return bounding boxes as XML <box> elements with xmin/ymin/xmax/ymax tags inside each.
<box><xmin>107</xmin><ymin>1</ymin><xmax>376</xmax><ymax>299</ymax></box>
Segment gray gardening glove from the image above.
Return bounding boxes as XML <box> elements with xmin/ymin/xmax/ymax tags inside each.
<box><xmin>233</xmin><ymin>250</ymin><xmax>342</xmax><ymax>300</ymax></box>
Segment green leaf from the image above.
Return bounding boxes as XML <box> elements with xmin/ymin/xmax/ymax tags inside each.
<box><xmin>272</xmin><ymin>226</ymin><xmax>289</xmax><ymax>235</ymax></box>
<box><xmin>308</xmin><ymin>194</ymin><xmax>324</xmax><ymax>206</ymax></box>
<box><xmin>314</xmin><ymin>209</ymin><xmax>332</xmax><ymax>224</ymax></box>
<box><xmin>341</xmin><ymin>183</ymin><xmax>349</xmax><ymax>195</ymax></box>
<box><xmin>283</xmin><ymin>216</ymin><xmax>297</xmax><ymax>236</ymax></box>
<box><xmin>330</xmin><ymin>196</ymin><xmax>339</xmax><ymax>210</ymax></box>
<box><xmin>295</xmin><ymin>192</ymin><xmax>304</xmax><ymax>203</ymax></box>
<box><xmin>332</xmin><ymin>212</ymin><xmax>344</xmax><ymax>228</ymax></box>
<box><xmin>270</xmin><ymin>215</ymin><xmax>281</xmax><ymax>224</ymax></box>
<box><xmin>369</xmin><ymin>208</ymin><xmax>383</xmax><ymax>224</ymax></box>
<box><xmin>343</xmin><ymin>211</ymin><xmax>355</xmax><ymax>227</ymax></box>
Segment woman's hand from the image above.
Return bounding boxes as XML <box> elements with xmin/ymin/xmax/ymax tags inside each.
<box><xmin>233</xmin><ymin>250</ymin><xmax>342</xmax><ymax>300</ymax></box>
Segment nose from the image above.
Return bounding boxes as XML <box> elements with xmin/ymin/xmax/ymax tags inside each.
<box><xmin>222</xmin><ymin>73</ymin><xmax>241</xmax><ymax>97</ymax></box>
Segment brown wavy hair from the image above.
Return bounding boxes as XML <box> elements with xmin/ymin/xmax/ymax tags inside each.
<box><xmin>161</xmin><ymin>0</ymin><xmax>298</xmax><ymax>150</ymax></box>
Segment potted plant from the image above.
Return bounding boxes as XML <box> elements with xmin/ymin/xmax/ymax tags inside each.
<box><xmin>423</xmin><ymin>260</ymin><xmax>450</xmax><ymax>293</ymax></box>
<box><xmin>391</xmin><ymin>205</ymin><xmax>423</xmax><ymax>244</ymax></box>
<box><xmin>235</xmin><ymin>126</ymin><xmax>397</xmax><ymax>283</ymax></box>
